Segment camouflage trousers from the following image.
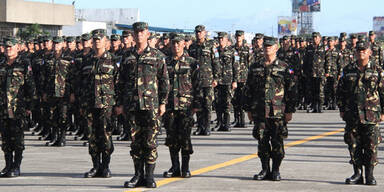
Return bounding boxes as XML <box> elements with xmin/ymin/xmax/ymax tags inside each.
<box><xmin>0</xmin><ymin>118</ymin><xmax>25</xmax><ymax>152</ymax></box>
<box><xmin>232</xmin><ymin>82</ymin><xmax>245</xmax><ymax>112</ymax></box>
<box><xmin>308</xmin><ymin>77</ymin><xmax>325</xmax><ymax>106</ymax></box>
<box><xmin>344</xmin><ymin>120</ymin><xmax>382</xmax><ymax>167</ymax></box>
<box><xmin>45</xmin><ymin>97</ymin><xmax>68</xmax><ymax>134</ymax></box>
<box><xmin>216</xmin><ymin>85</ymin><xmax>233</xmax><ymax>114</ymax></box>
<box><xmin>197</xmin><ymin>87</ymin><xmax>214</xmax><ymax>129</ymax></box>
<box><xmin>254</xmin><ymin>118</ymin><xmax>286</xmax><ymax>160</ymax></box>
<box><xmin>86</xmin><ymin>107</ymin><xmax>114</xmax><ymax>156</ymax></box>
<box><xmin>127</xmin><ymin>110</ymin><xmax>159</xmax><ymax>164</ymax></box>
<box><xmin>164</xmin><ymin>110</ymin><xmax>194</xmax><ymax>155</ymax></box>
<box><xmin>324</xmin><ymin>77</ymin><xmax>337</xmax><ymax>105</ymax></box>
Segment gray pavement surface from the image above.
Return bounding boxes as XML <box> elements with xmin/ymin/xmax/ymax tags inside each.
<box><xmin>0</xmin><ymin>111</ymin><xmax>383</xmax><ymax>192</ymax></box>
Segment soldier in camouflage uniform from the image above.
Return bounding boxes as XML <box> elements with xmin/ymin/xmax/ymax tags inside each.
<box><xmin>160</xmin><ymin>33</ymin><xmax>172</xmax><ymax>57</ymax></box>
<box><xmin>368</xmin><ymin>31</ymin><xmax>382</xmax><ymax>67</ymax></box>
<box><xmin>231</xmin><ymin>30</ymin><xmax>250</xmax><ymax>128</ymax></box>
<box><xmin>244</xmin><ymin>36</ymin><xmax>296</xmax><ymax>181</ymax></box>
<box><xmin>303</xmin><ymin>32</ymin><xmax>326</xmax><ymax>113</ymax></box>
<box><xmin>162</xmin><ymin>34</ymin><xmax>202</xmax><ymax>179</ymax></box>
<box><xmin>296</xmin><ymin>37</ymin><xmax>307</xmax><ymax>109</ymax></box>
<box><xmin>81</xmin><ymin>29</ymin><xmax>119</xmax><ymax>178</ymax></box>
<box><xmin>117</xmin><ymin>22</ymin><xmax>169</xmax><ymax>189</ymax></box>
<box><xmin>188</xmin><ymin>25</ymin><xmax>219</xmax><ymax>135</ymax></box>
<box><xmin>324</xmin><ymin>36</ymin><xmax>341</xmax><ymax>110</ymax></box>
<box><xmin>215</xmin><ymin>32</ymin><xmax>239</xmax><ymax>132</ymax></box>
<box><xmin>42</xmin><ymin>36</ymin><xmax>73</xmax><ymax>146</ymax></box>
<box><xmin>0</xmin><ymin>37</ymin><xmax>36</xmax><ymax>177</ymax></box>
<box><xmin>251</xmin><ymin>33</ymin><xmax>265</xmax><ymax>63</ymax></box>
<box><xmin>338</xmin><ymin>37</ymin><xmax>354</xmax><ymax>79</ymax></box>
<box><xmin>337</xmin><ymin>40</ymin><xmax>383</xmax><ymax>185</ymax></box>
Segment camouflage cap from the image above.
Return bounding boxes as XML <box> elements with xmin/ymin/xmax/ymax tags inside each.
<box><xmin>350</xmin><ymin>34</ymin><xmax>357</xmax><ymax>39</ymax></box>
<box><xmin>25</xmin><ymin>37</ymin><xmax>34</xmax><ymax>44</ymax></box>
<box><xmin>65</xmin><ymin>36</ymin><xmax>76</xmax><ymax>42</ymax></box>
<box><xmin>43</xmin><ymin>35</ymin><xmax>53</xmax><ymax>41</ymax></box>
<box><xmin>297</xmin><ymin>37</ymin><xmax>305</xmax><ymax>42</ymax></box>
<box><xmin>369</xmin><ymin>31</ymin><xmax>375</xmax><ymax>36</ymax></box>
<box><xmin>76</xmin><ymin>36</ymin><xmax>81</xmax><ymax>43</ymax></box>
<box><xmin>290</xmin><ymin>35</ymin><xmax>297</xmax><ymax>40</ymax></box>
<box><xmin>163</xmin><ymin>33</ymin><xmax>171</xmax><ymax>39</ymax></box>
<box><xmin>327</xmin><ymin>36</ymin><xmax>336</xmax><ymax>41</ymax></box>
<box><xmin>356</xmin><ymin>40</ymin><xmax>369</xmax><ymax>51</ymax></box>
<box><xmin>148</xmin><ymin>32</ymin><xmax>156</xmax><ymax>40</ymax></box>
<box><xmin>340</xmin><ymin>32</ymin><xmax>347</xmax><ymax>38</ymax></box>
<box><xmin>339</xmin><ymin>37</ymin><xmax>347</xmax><ymax>42</ymax></box>
<box><xmin>195</xmin><ymin>25</ymin><xmax>205</xmax><ymax>32</ymax></box>
<box><xmin>282</xmin><ymin>35</ymin><xmax>289</xmax><ymax>40</ymax></box>
<box><xmin>184</xmin><ymin>34</ymin><xmax>192</xmax><ymax>41</ymax></box>
<box><xmin>91</xmin><ymin>29</ymin><xmax>106</xmax><ymax>39</ymax></box>
<box><xmin>235</xmin><ymin>30</ymin><xmax>244</xmax><ymax>36</ymax></box>
<box><xmin>255</xmin><ymin>33</ymin><xmax>264</xmax><ymax>39</ymax></box>
<box><xmin>312</xmin><ymin>32</ymin><xmax>321</xmax><ymax>37</ymax></box>
<box><xmin>217</xmin><ymin>32</ymin><xmax>228</xmax><ymax>38</ymax></box>
<box><xmin>122</xmin><ymin>30</ymin><xmax>133</xmax><ymax>37</ymax></box>
<box><xmin>263</xmin><ymin>36</ymin><xmax>277</xmax><ymax>46</ymax></box>
<box><xmin>358</xmin><ymin>35</ymin><xmax>366</xmax><ymax>41</ymax></box>
<box><xmin>322</xmin><ymin>36</ymin><xmax>327</xmax><ymax>41</ymax></box>
<box><xmin>110</xmin><ymin>34</ymin><xmax>121</xmax><ymax>41</ymax></box>
<box><xmin>53</xmin><ymin>36</ymin><xmax>64</xmax><ymax>43</ymax></box>
<box><xmin>81</xmin><ymin>33</ymin><xmax>92</xmax><ymax>41</ymax></box>
<box><xmin>171</xmin><ymin>33</ymin><xmax>185</xmax><ymax>42</ymax></box>
<box><xmin>132</xmin><ymin>22</ymin><xmax>148</xmax><ymax>32</ymax></box>
<box><xmin>3</xmin><ymin>37</ymin><xmax>18</xmax><ymax>47</ymax></box>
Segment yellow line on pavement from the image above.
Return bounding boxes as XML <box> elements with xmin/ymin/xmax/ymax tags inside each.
<box><xmin>124</xmin><ymin>128</ymin><xmax>344</xmax><ymax>192</ymax></box>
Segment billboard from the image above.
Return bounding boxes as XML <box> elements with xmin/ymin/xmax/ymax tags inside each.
<box><xmin>278</xmin><ymin>16</ymin><xmax>298</xmax><ymax>37</ymax></box>
<box><xmin>292</xmin><ymin>0</ymin><xmax>321</xmax><ymax>12</ymax></box>
<box><xmin>373</xmin><ymin>17</ymin><xmax>384</xmax><ymax>32</ymax></box>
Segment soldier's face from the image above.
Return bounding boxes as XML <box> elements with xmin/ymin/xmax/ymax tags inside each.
<box><xmin>54</xmin><ymin>42</ymin><xmax>63</xmax><ymax>52</ymax></box>
<box><xmin>77</xmin><ymin>42</ymin><xmax>83</xmax><ymax>50</ymax></box>
<box><xmin>5</xmin><ymin>45</ymin><xmax>19</xmax><ymax>58</ymax></box>
<box><xmin>34</xmin><ymin>44</ymin><xmax>40</xmax><ymax>51</ymax></box>
<box><xmin>236</xmin><ymin>35</ymin><xmax>244</xmax><ymax>44</ymax></box>
<box><xmin>340</xmin><ymin>41</ymin><xmax>347</xmax><ymax>48</ymax></box>
<box><xmin>171</xmin><ymin>41</ymin><xmax>185</xmax><ymax>55</ymax></box>
<box><xmin>328</xmin><ymin>40</ymin><xmax>335</xmax><ymax>48</ymax></box>
<box><xmin>196</xmin><ymin>31</ymin><xmax>206</xmax><ymax>41</ymax></box>
<box><xmin>369</xmin><ymin>34</ymin><xmax>375</xmax><ymax>41</ymax></box>
<box><xmin>44</xmin><ymin>40</ymin><xmax>53</xmax><ymax>50</ymax></box>
<box><xmin>82</xmin><ymin>39</ymin><xmax>92</xmax><ymax>48</ymax></box>
<box><xmin>112</xmin><ymin>40</ymin><xmax>121</xmax><ymax>49</ymax></box>
<box><xmin>219</xmin><ymin>37</ymin><xmax>228</xmax><ymax>48</ymax></box>
<box><xmin>28</xmin><ymin>43</ymin><xmax>34</xmax><ymax>51</ymax></box>
<box><xmin>313</xmin><ymin>36</ymin><xmax>321</xmax><ymax>45</ymax></box>
<box><xmin>163</xmin><ymin>38</ymin><xmax>170</xmax><ymax>46</ymax></box>
<box><xmin>134</xmin><ymin>29</ymin><xmax>149</xmax><ymax>44</ymax></box>
<box><xmin>94</xmin><ymin>36</ymin><xmax>106</xmax><ymax>50</ymax></box>
<box><xmin>357</xmin><ymin>49</ymin><xmax>371</xmax><ymax>61</ymax></box>
<box><xmin>352</xmin><ymin>38</ymin><xmax>357</xmax><ymax>45</ymax></box>
<box><xmin>263</xmin><ymin>44</ymin><xmax>278</xmax><ymax>57</ymax></box>
<box><xmin>67</xmin><ymin>41</ymin><xmax>76</xmax><ymax>51</ymax></box>
<box><xmin>123</xmin><ymin>35</ymin><xmax>133</xmax><ymax>45</ymax></box>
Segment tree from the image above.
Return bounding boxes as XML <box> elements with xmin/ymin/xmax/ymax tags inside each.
<box><xmin>17</xmin><ymin>23</ymin><xmax>48</xmax><ymax>40</ymax></box>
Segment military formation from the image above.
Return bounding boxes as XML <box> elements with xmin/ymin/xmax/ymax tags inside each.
<box><xmin>0</xmin><ymin>21</ymin><xmax>382</xmax><ymax>188</ymax></box>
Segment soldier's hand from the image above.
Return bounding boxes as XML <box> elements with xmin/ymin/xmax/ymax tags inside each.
<box><xmin>159</xmin><ymin>104</ymin><xmax>166</xmax><ymax>117</ymax></box>
<box><xmin>285</xmin><ymin>113</ymin><xmax>293</xmax><ymax>122</ymax></box>
<box><xmin>339</xmin><ymin>112</ymin><xmax>344</xmax><ymax>119</ymax></box>
<box><xmin>70</xmin><ymin>93</ymin><xmax>75</xmax><ymax>103</ymax></box>
<box><xmin>115</xmin><ymin>105</ymin><xmax>123</xmax><ymax>115</ymax></box>
<box><xmin>26</xmin><ymin>110</ymin><xmax>32</xmax><ymax>116</ymax></box>
<box><xmin>325</xmin><ymin>73</ymin><xmax>329</xmax><ymax>77</ymax></box>
<box><xmin>232</xmin><ymin>82</ymin><xmax>237</xmax><ymax>90</ymax></box>
<box><xmin>247</xmin><ymin>112</ymin><xmax>253</xmax><ymax>121</ymax></box>
<box><xmin>380</xmin><ymin>114</ymin><xmax>384</xmax><ymax>122</ymax></box>
<box><xmin>212</xmin><ymin>80</ymin><xmax>218</xmax><ymax>88</ymax></box>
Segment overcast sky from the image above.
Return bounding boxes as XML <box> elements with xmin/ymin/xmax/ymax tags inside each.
<box><xmin>30</xmin><ymin>0</ymin><xmax>384</xmax><ymax>36</ymax></box>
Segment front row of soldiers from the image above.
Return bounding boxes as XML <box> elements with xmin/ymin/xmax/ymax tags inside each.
<box><xmin>0</xmin><ymin>22</ymin><xmax>382</xmax><ymax>188</ymax></box>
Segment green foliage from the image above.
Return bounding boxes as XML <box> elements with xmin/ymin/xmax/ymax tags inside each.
<box><xmin>16</xmin><ymin>23</ymin><xmax>47</xmax><ymax>40</ymax></box>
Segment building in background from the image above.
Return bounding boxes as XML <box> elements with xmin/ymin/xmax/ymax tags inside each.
<box><xmin>0</xmin><ymin>0</ymin><xmax>74</xmax><ymax>37</ymax></box>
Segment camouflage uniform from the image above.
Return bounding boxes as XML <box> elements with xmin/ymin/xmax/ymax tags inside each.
<box><xmin>216</xmin><ymin>32</ymin><xmax>240</xmax><ymax>131</ymax></box>
<box><xmin>337</xmin><ymin>48</ymin><xmax>383</xmax><ymax>184</ymax></box>
<box><xmin>369</xmin><ymin>41</ymin><xmax>382</xmax><ymax>67</ymax></box>
<box><xmin>231</xmin><ymin>31</ymin><xmax>251</xmax><ymax>127</ymax></box>
<box><xmin>244</xmin><ymin>37</ymin><xmax>296</xmax><ymax>181</ymax></box>
<box><xmin>188</xmin><ymin>25</ymin><xmax>219</xmax><ymax>135</ymax></box>
<box><xmin>338</xmin><ymin>46</ymin><xmax>354</xmax><ymax>77</ymax></box>
<box><xmin>303</xmin><ymin>33</ymin><xmax>326</xmax><ymax>112</ymax></box>
<box><xmin>0</xmin><ymin>38</ymin><xmax>36</xmax><ymax>177</ymax></box>
<box><xmin>81</xmin><ymin>30</ymin><xmax>118</xmax><ymax>178</ymax></box>
<box><xmin>324</xmin><ymin>43</ymin><xmax>341</xmax><ymax>110</ymax></box>
<box><xmin>163</xmin><ymin>48</ymin><xmax>202</xmax><ymax>178</ymax></box>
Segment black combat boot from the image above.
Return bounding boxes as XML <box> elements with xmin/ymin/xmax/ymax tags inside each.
<box><xmin>253</xmin><ymin>159</ymin><xmax>271</xmax><ymax>180</ymax></box>
<box><xmin>100</xmin><ymin>152</ymin><xmax>112</xmax><ymax>178</ymax></box>
<box><xmin>271</xmin><ymin>158</ymin><xmax>282</xmax><ymax>181</ymax></box>
<box><xmin>9</xmin><ymin>151</ymin><xmax>22</xmax><ymax>177</ymax></box>
<box><xmin>345</xmin><ymin>164</ymin><xmax>363</xmax><ymax>184</ymax></box>
<box><xmin>84</xmin><ymin>154</ymin><xmax>101</xmax><ymax>178</ymax></box>
<box><xmin>218</xmin><ymin>112</ymin><xmax>231</xmax><ymax>132</ymax></box>
<box><xmin>124</xmin><ymin>159</ymin><xmax>145</xmax><ymax>188</ymax></box>
<box><xmin>163</xmin><ymin>149</ymin><xmax>181</xmax><ymax>178</ymax></box>
<box><xmin>145</xmin><ymin>163</ymin><xmax>157</xmax><ymax>188</ymax></box>
<box><xmin>365</xmin><ymin>165</ymin><xmax>377</xmax><ymax>185</ymax></box>
<box><xmin>181</xmin><ymin>153</ymin><xmax>191</xmax><ymax>178</ymax></box>
<box><xmin>238</xmin><ymin>111</ymin><xmax>245</xmax><ymax>128</ymax></box>
<box><xmin>47</xmin><ymin>127</ymin><xmax>58</xmax><ymax>146</ymax></box>
<box><xmin>53</xmin><ymin>127</ymin><xmax>66</xmax><ymax>147</ymax></box>
<box><xmin>317</xmin><ymin>102</ymin><xmax>323</xmax><ymax>113</ymax></box>
<box><xmin>232</xmin><ymin>109</ymin><xmax>239</xmax><ymax>126</ymax></box>
<box><xmin>214</xmin><ymin>111</ymin><xmax>222</xmax><ymax>131</ymax></box>
<box><xmin>0</xmin><ymin>152</ymin><xmax>13</xmax><ymax>177</ymax></box>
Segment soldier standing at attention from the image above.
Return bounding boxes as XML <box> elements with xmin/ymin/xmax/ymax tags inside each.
<box><xmin>162</xmin><ymin>34</ymin><xmax>202</xmax><ymax>179</ymax></box>
<box><xmin>116</xmin><ymin>22</ymin><xmax>169</xmax><ymax>189</ymax></box>
<box><xmin>368</xmin><ymin>31</ymin><xmax>382</xmax><ymax>67</ymax></box>
<box><xmin>324</xmin><ymin>36</ymin><xmax>341</xmax><ymax>110</ymax></box>
<box><xmin>244</xmin><ymin>36</ymin><xmax>296</xmax><ymax>181</ymax></box>
<box><xmin>337</xmin><ymin>40</ymin><xmax>383</xmax><ymax>185</ymax></box>
<box><xmin>188</xmin><ymin>25</ymin><xmax>219</xmax><ymax>135</ymax></box>
<box><xmin>215</xmin><ymin>32</ymin><xmax>239</xmax><ymax>132</ymax></box>
<box><xmin>82</xmin><ymin>29</ymin><xmax>119</xmax><ymax>178</ymax></box>
<box><xmin>0</xmin><ymin>37</ymin><xmax>36</xmax><ymax>177</ymax></box>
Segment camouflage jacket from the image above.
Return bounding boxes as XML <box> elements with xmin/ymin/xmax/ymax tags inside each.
<box><xmin>117</xmin><ymin>46</ymin><xmax>169</xmax><ymax>111</ymax></box>
<box><xmin>73</xmin><ymin>49</ymin><xmax>94</xmax><ymax>98</ymax></box>
<box><xmin>244</xmin><ymin>58</ymin><xmax>296</xmax><ymax>120</ymax></box>
<box><xmin>250</xmin><ymin>47</ymin><xmax>264</xmax><ymax>64</ymax></box>
<box><xmin>324</xmin><ymin>47</ymin><xmax>341</xmax><ymax>77</ymax></box>
<box><xmin>0</xmin><ymin>55</ymin><xmax>36</xmax><ymax>119</ymax></box>
<box><xmin>277</xmin><ymin>46</ymin><xmax>300</xmax><ymax>76</ymax></box>
<box><xmin>165</xmin><ymin>53</ymin><xmax>203</xmax><ymax>110</ymax></box>
<box><xmin>217</xmin><ymin>46</ymin><xmax>240</xmax><ymax>85</ymax></box>
<box><xmin>80</xmin><ymin>51</ymin><xmax>119</xmax><ymax>109</ymax></box>
<box><xmin>369</xmin><ymin>41</ymin><xmax>382</xmax><ymax>66</ymax></box>
<box><xmin>188</xmin><ymin>40</ymin><xmax>219</xmax><ymax>87</ymax></box>
<box><xmin>337</xmin><ymin>61</ymin><xmax>384</xmax><ymax>124</ymax></box>
<box><xmin>160</xmin><ymin>46</ymin><xmax>172</xmax><ymax>57</ymax></box>
<box><xmin>338</xmin><ymin>48</ymin><xmax>354</xmax><ymax>76</ymax></box>
<box><xmin>303</xmin><ymin>44</ymin><xmax>326</xmax><ymax>78</ymax></box>
<box><xmin>43</xmin><ymin>52</ymin><xmax>73</xmax><ymax>100</ymax></box>
<box><xmin>232</xmin><ymin>44</ymin><xmax>251</xmax><ymax>82</ymax></box>
<box><xmin>30</xmin><ymin>50</ymin><xmax>47</xmax><ymax>97</ymax></box>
